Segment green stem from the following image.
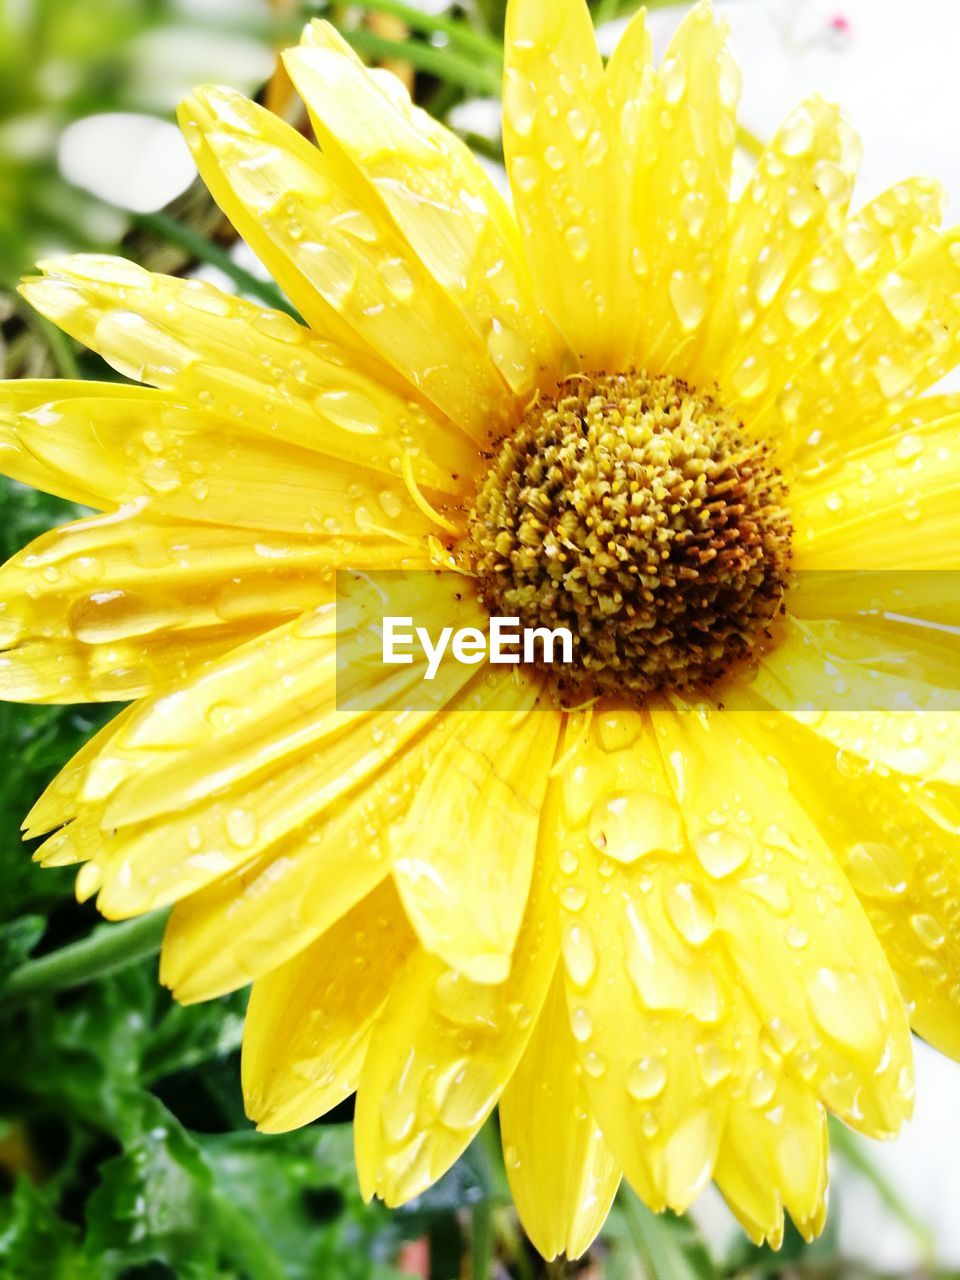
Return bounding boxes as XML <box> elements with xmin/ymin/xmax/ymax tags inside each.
<box><xmin>344</xmin><ymin>28</ymin><xmax>502</xmax><ymax>97</ymax></box>
<box><xmin>619</xmin><ymin>1189</ymin><xmax>681</xmax><ymax>1280</ymax></box>
<box><xmin>130</xmin><ymin>211</ymin><xmax>300</xmax><ymax>319</ymax></box>
<box><xmin>4</xmin><ymin>911</ymin><xmax>169</xmax><ymax>1003</ymax></box>
<box><xmin>471</xmin><ymin>1196</ymin><xmax>493</xmax><ymax>1280</ymax></box>
<box><xmin>828</xmin><ymin>1119</ymin><xmax>934</xmax><ymax>1261</ymax></box>
<box><xmin>343</xmin><ymin>0</ymin><xmax>503</xmax><ymax>65</ymax></box>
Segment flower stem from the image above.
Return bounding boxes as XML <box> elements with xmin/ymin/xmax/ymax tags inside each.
<box><xmin>343</xmin><ymin>0</ymin><xmax>503</xmax><ymax>64</ymax></box>
<box><xmin>130</xmin><ymin>211</ymin><xmax>301</xmax><ymax>320</ymax></box>
<box><xmin>343</xmin><ymin>28</ymin><xmax>502</xmax><ymax>97</ymax></box>
<box><xmin>4</xmin><ymin>911</ymin><xmax>169</xmax><ymax>1003</ymax></box>
<box><xmin>471</xmin><ymin>1196</ymin><xmax>493</xmax><ymax>1280</ymax></box>
<box><xmin>828</xmin><ymin>1118</ymin><xmax>934</xmax><ymax>1261</ymax></box>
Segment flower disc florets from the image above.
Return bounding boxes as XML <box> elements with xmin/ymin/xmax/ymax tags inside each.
<box><xmin>468</xmin><ymin>371</ymin><xmax>792</xmax><ymax>701</ymax></box>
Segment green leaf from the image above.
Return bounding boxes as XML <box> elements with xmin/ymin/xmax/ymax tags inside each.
<box><xmin>0</xmin><ymin>1178</ymin><xmax>91</xmax><ymax>1280</ymax></box>
<box><xmin>83</xmin><ymin>1095</ymin><xmax>218</xmax><ymax>1277</ymax></box>
<box><xmin>0</xmin><ymin>916</ymin><xmax>45</xmax><ymax>983</ymax></box>
<box><xmin>613</xmin><ymin>1189</ymin><xmax>718</xmax><ymax>1280</ymax></box>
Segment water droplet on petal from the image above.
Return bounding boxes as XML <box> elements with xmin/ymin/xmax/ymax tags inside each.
<box><xmin>694</xmin><ymin>827</ymin><xmax>750</xmax><ymax>878</ymax></box>
<box><xmin>587</xmin><ymin>792</ymin><xmax>685</xmax><ymax>864</ymax></box>
<box><xmin>562</xmin><ymin>923</ymin><xmax>598</xmax><ymax>988</ymax></box>
<box><xmin>627</xmin><ymin>1057</ymin><xmax>667</xmax><ymax>1101</ymax></box>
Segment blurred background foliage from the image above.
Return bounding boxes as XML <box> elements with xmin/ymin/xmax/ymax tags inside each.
<box><xmin>0</xmin><ymin>0</ymin><xmax>953</xmax><ymax>1276</ymax></box>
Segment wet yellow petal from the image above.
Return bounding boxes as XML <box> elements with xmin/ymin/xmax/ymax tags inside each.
<box><xmin>600</xmin><ymin>7</ymin><xmax>656</xmax><ymax>365</ymax></box>
<box><xmin>243</xmin><ymin>878</ymin><xmax>415</xmax><ymax>1132</ymax></box>
<box><xmin>354</xmin><ymin>831</ymin><xmax>559</xmax><ymax>1206</ymax></box>
<box><xmin>285</xmin><ymin>22</ymin><xmax>567</xmax><ymax>401</ymax></box>
<box><xmin>0</xmin><ymin>511</ymin><xmax>336</xmax><ymax>704</ymax></box>
<box><xmin>19</xmin><ymin>257</ymin><xmax>476</xmax><ymax>501</ymax></box>
<box><xmin>25</xmin><ymin>704</ymin><xmax>138</xmax><ymax>843</ymax></box>
<box><xmin>745</xmin><ymin>713</ymin><xmax>960</xmax><ymax>1063</ymax></box>
<box><xmin>551</xmin><ymin>708</ymin><xmax>726</xmax><ymax>1212</ymax></box>
<box><xmin>179</xmin><ymin>89</ymin><xmax>514</xmax><ymax>438</ymax></box>
<box><xmin>604</xmin><ymin>6</ymin><xmax>653</xmax><ymax>117</ymax></box>
<box><xmin>649</xmin><ymin>700</ymin><xmax>915</xmax><ymax>1140</ymax></box>
<box><xmin>392</xmin><ymin>673</ymin><xmax>561</xmax><ymax>983</ymax></box>
<box><xmin>793</xmin><ymin>402</ymin><xmax>960</xmax><ymax>570</ymax></box>
<box><xmin>692</xmin><ymin>97</ymin><xmax>861</xmax><ymax>390</ymax></box>
<box><xmin>160</xmin><ymin>716</ymin><xmax>446</xmax><ymax>1002</ymax></box>
<box><xmin>500</xmin><ymin>968</ymin><xmax>620</xmax><ymax>1260</ymax></box>
<box><xmin>628</xmin><ymin>1</ymin><xmax>739</xmax><ymax>373</ymax></box>
<box><xmin>747</xmin><ymin>619</ymin><xmax>960</xmax><ymax>786</ymax></box>
<box><xmin>714</xmin><ymin>1065</ymin><xmax>827</xmax><ymax>1247</ymax></box>
<box><xmin>503</xmin><ymin>0</ymin><xmax>615</xmax><ymax>364</ymax></box>
<box><xmin>0</xmin><ymin>381</ymin><xmax>152</xmax><ymax>507</ymax></box>
<box><xmin>9</xmin><ymin>389</ymin><xmax>461</xmax><ymax>546</ymax></box>
<box><xmin>49</xmin><ymin>585</ymin><xmax>485</xmax><ymax>918</ymax></box>
<box><xmin>81</xmin><ymin>577</ymin><xmax>482</xmax><ymax>820</ymax></box>
<box><xmin>742</xmin><ymin>206</ymin><xmax>954</xmax><ymax>449</ymax></box>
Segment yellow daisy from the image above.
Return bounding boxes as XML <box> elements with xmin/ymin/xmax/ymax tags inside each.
<box><xmin>3</xmin><ymin>0</ymin><xmax>960</xmax><ymax>1257</ymax></box>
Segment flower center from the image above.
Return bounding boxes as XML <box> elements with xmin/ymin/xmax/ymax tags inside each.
<box><xmin>467</xmin><ymin>370</ymin><xmax>792</xmax><ymax>701</ymax></box>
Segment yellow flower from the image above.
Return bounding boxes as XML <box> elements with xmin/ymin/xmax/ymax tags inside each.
<box><xmin>2</xmin><ymin>0</ymin><xmax>960</xmax><ymax>1257</ymax></box>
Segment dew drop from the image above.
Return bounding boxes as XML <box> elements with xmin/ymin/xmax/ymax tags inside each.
<box><xmin>378</xmin><ymin>257</ymin><xmax>416</xmax><ymax>303</ymax></box>
<box><xmin>627</xmin><ymin>1057</ymin><xmax>667</xmax><ymax>1101</ymax></box>
<box><xmin>314</xmin><ymin>389</ymin><xmax>382</xmax><ymax>435</ymax></box>
<box><xmin>668</xmin><ymin>270</ymin><xmax>707</xmax><ymax>332</ymax></box>
<box><xmin>586</xmin><ymin>792</ymin><xmax>685</xmax><ymax>864</ymax></box>
<box><xmin>664</xmin><ymin>881</ymin><xmax>716</xmax><ymax>946</ymax></box>
<box><xmin>808</xmin><ymin>967</ymin><xmax>885</xmax><ymax>1057</ymax></box>
<box><xmin>844</xmin><ymin>841</ymin><xmax>908</xmax><ymax>899</ymax></box>
<box><xmin>226</xmin><ymin>807</ymin><xmax>258</xmax><ymax>849</ymax></box>
<box><xmin>562</xmin><ymin>923</ymin><xmax>598</xmax><ymax>988</ymax></box>
<box><xmin>570</xmin><ymin>1005</ymin><xmax>593</xmax><ymax>1043</ymax></box>
<box><xmin>694</xmin><ymin>827</ymin><xmax>750</xmax><ymax>878</ymax></box>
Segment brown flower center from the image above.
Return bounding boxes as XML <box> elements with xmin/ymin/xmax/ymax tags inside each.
<box><xmin>467</xmin><ymin>370</ymin><xmax>792</xmax><ymax>701</ymax></box>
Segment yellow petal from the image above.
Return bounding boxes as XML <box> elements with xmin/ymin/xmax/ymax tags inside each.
<box><xmin>551</xmin><ymin>708</ymin><xmax>726</xmax><ymax>1213</ymax></box>
<box><xmin>354</xmin><ymin>828</ymin><xmax>560</xmax><ymax>1205</ymax></box>
<box><xmin>627</xmin><ymin>1</ymin><xmax>739</xmax><ymax>373</ymax></box>
<box><xmin>500</xmin><ymin>968</ymin><xmax>620</xmax><ymax>1260</ymax></box>
<box><xmin>18</xmin><ymin>258</ymin><xmax>476</xmax><ymax>501</ymax></box>
<box><xmin>604</xmin><ymin>7</ymin><xmax>653</xmax><ymax>116</ymax></box>
<box><xmin>25</xmin><ymin>704</ymin><xmax>138</xmax><ymax>842</ymax></box>
<box><xmin>160</xmin><ymin>714</ymin><xmax>445</xmax><ymax>1002</ymax></box>
<box><xmin>285</xmin><ymin>22</ymin><xmax>567</xmax><ymax>401</ymax></box>
<box><xmin>502</xmin><ymin>0</ymin><xmax>616</xmax><ymax>364</ymax></box>
<box><xmin>793</xmin><ymin>401</ymin><xmax>960</xmax><ymax>570</ymax></box>
<box><xmin>178</xmin><ymin>89</ymin><xmax>514</xmax><ymax>439</ymax></box>
<box><xmin>0</xmin><ymin>510</ymin><xmax>336</xmax><ymax>704</ymax></box>
<box><xmin>242</xmin><ymin>877</ymin><xmax>415</xmax><ymax>1131</ymax></box>
<box><xmin>745</xmin><ymin>711</ymin><xmax>960</xmax><ymax>1062</ymax></box>
<box><xmin>392</xmin><ymin>672</ymin><xmax>561</xmax><ymax>983</ymax></box>
<box><xmin>50</xmin><ymin>583</ymin><xmax>485</xmax><ymax>918</ymax></box>
<box><xmin>714</xmin><ymin>1066</ymin><xmax>827</xmax><ymax>1247</ymax></box>
<box><xmin>0</xmin><ymin>380</ymin><xmax>151</xmax><ymax>507</ymax></box>
<box><xmin>81</xmin><ymin>575</ymin><xmax>483</xmax><ymax>821</ymax></box>
<box><xmin>747</xmin><ymin>618</ymin><xmax>960</xmax><ymax>786</ymax></box>
<box><xmin>598</xmin><ymin>9</ymin><xmax>661</xmax><ymax>368</ymax></box>
<box><xmin>9</xmin><ymin>390</ymin><xmax>462</xmax><ymax>546</ymax></box>
<box><xmin>743</xmin><ymin>203</ymin><xmax>954</xmax><ymax>450</ymax></box>
<box><xmin>692</xmin><ymin>97</ymin><xmax>861</xmax><ymax>390</ymax></box>
<box><xmin>649</xmin><ymin>699</ymin><xmax>915</xmax><ymax>1141</ymax></box>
